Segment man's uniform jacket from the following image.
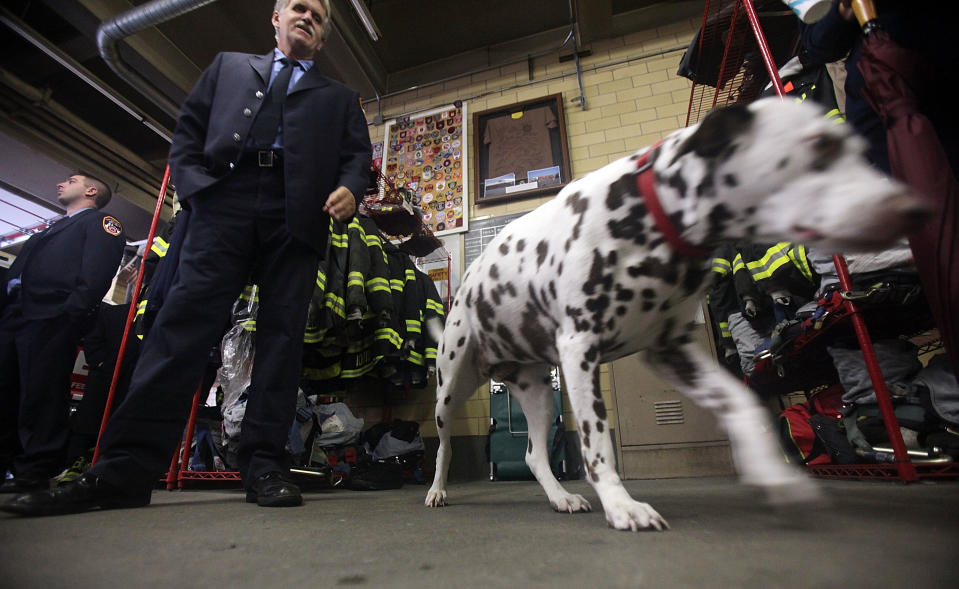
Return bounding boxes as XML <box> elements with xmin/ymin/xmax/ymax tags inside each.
<box><xmin>168</xmin><ymin>50</ymin><xmax>373</xmax><ymax>254</ymax></box>
<box><xmin>0</xmin><ymin>209</ymin><xmax>125</xmax><ymax>321</ymax></box>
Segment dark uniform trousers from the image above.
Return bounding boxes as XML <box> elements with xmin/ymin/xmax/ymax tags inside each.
<box><xmin>91</xmin><ymin>155</ymin><xmax>318</xmax><ymax>491</ymax></box>
<box><xmin>0</xmin><ymin>305</ymin><xmax>83</xmax><ymax>477</ymax></box>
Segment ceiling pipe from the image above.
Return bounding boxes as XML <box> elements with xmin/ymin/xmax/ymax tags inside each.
<box><xmin>96</xmin><ymin>0</ymin><xmax>219</xmax><ymax>119</ymax></box>
<box><xmin>0</xmin><ymin>8</ymin><xmax>173</xmax><ymax>142</ymax></box>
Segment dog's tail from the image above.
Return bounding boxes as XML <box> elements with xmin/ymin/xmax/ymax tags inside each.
<box><xmin>425</xmin><ymin>316</ymin><xmax>445</xmax><ymax>344</ymax></box>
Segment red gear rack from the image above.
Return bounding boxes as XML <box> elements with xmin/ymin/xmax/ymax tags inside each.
<box><xmin>688</xmin><ymin>0</ymin><xmax>957</xmax><ymax>481</ymax></box>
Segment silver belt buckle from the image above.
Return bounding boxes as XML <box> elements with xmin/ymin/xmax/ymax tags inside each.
<box><xmin>257</xmin><ymin>150</ymin><xmax>275</xmax><ymax>167</ymax></box>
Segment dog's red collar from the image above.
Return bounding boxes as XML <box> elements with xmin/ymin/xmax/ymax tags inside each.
<box><xmin>636</xmin><ymin>144</ymin><xmax>711</xmax><ymax>259</ymax></box>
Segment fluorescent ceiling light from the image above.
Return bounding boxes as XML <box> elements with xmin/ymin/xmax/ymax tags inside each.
<box><xmin>349</xmin><ymin>0</ymin><xmax>382</xmax><ymax>41</ymax></box>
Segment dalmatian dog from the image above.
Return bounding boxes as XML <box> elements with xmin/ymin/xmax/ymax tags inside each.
<box><xmin>424</xmin><ymin>98</ymin><xmax>928</xmax><ymax>531</ymax></box>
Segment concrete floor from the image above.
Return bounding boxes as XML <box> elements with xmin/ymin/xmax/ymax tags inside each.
<box><xmin>1</xmin><ymin>476</ymin><xmax>957</xmax><ymax>588</ymax></box>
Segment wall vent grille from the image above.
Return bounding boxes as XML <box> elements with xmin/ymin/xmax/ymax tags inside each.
<box><xmin>654</xmin><ymin>400</ymin><xmax>685</xmax><ymax>425</ymax></box>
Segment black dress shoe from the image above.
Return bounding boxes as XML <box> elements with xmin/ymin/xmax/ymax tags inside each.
<box><xmin>0</xmin><ymin>476</ymin><xmax>49</xmax><ymax>494</ymax></box>
<box><xmin>0</xmin><ymin>473</ymin><xmax>151</xmax><ymax>517</ymax></box>
<box><xmin>245</xmin><ymin>471</ymin><xmax>302</xmax><ymax>507</ymax></box>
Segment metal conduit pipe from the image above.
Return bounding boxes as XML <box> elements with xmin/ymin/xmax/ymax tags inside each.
<box><xmin>96</xmin><ymin>0</ymin><xmax>219</xmax><ymax>119</ymax></box>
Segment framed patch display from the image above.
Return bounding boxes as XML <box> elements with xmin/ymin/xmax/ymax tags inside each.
<box><xmin>382</xmin><ymin>103</ymin><xmax>468</xmax><ymax>236</ymax></box>
<box><xmin>472</xmin><ymin>93</ymin><xmax>571</xmax><ymax>205</ymax></box>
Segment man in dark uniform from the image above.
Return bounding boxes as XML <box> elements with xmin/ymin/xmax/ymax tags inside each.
<box><xmin>2</xmin><ymin>0</ymin><xmax>370</xmax><ymax>515</ymax></box>
<box><xmin>0</xmin><ymin>173</ymin><xmax>125</xmax><ymax>492</ymax></box>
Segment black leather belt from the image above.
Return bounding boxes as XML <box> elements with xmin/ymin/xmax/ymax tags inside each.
<box><xmin>243</xmin><ymin>149</ymin><xmax>282</xmax><ymax>168</ymax></box>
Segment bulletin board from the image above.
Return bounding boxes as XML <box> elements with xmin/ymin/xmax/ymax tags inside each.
<box><xmin>382</xmin><ymin>103</ymin><xmax>468</xmax><ymax>236</ymax></box>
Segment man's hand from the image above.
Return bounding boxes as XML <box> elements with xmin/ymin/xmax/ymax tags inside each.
<box><xmin>323</xmin><ymin>186</ymin><xmax>356</xmax><ymax>221</ymax></box>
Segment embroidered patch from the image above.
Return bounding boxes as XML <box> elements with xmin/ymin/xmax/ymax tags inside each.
<box><xmin>102</xmin><ymin>216</ymin><xmax>122</xmax><ymax>236</ymax></box>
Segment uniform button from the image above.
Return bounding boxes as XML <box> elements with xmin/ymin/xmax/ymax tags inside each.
<box><xmin>229</xmin><ymin>162</ymin><xmax>235</xmax><ymax>169</ymax></box>
<box><xmin>255</xmin><ymin>91</ymin><xmax>264</xmax><ymax>99</ymax></box>
<box><xmin>243</xmin><ymin>108</ymin><xmax>252</xmax><ymax>117</ymax></box>
<box><xmin>233</xmin><ymin>132</ymin><xmax>241</xmax><ymax>142</ymax></box>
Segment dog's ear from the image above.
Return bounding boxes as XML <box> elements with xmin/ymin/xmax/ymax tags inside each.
<box><xmin>671</xmin><ymin>103</ymin><xmax>754</xmax><ymax>163</ymax></box>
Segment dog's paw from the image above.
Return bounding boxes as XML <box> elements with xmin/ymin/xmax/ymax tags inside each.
<box><xmin>424</xmin><ymin>488</ymin><xmax>448</xmax><ymax>507</ymax></box>
<box><xmin>604</xmin><ymin>499</ymin><xmax>669</xmax><ymax>532</ymax></box>
<box><xmin>550</xmin><ymin>493</ymin><xmax>592</xmax><ymax>514</ymax></box>
<box><xmin>763</xmin><ymin>477</ymin><xmax>825</xmax><ymax>508</ymax></box>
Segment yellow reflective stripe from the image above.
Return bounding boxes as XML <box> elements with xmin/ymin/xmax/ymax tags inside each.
<box><xmin>150</xmin><ymin>236</ymin><xmax>169</xmax><ymax>257</ymax></box>
<box><xmin>719</xmin><ymin>321</ymin><xmax>731</xmax><ymax>338</ymax></box>
<box><xmin>405</xmin><ymin>269</ymin><xmax>417</xmax><ymax>282</ymax></box>
<box><xmin>407</xmin><ymin>349</ymin><xmax>424</xmax><ymax>366</ymax></box>
<box><xmin>425</xmin><ymin>299</ymin><xmax>445</xmax><ymax>314</ymax></box>
<box><xmin>303</xmin><ymin>364</ymin><xmax>341</xmax><ymax>380</ymax></box>
<box><xmin>347</xmin><ymin>271</ymin><xmax>364</xmax><ymax>288</ymax></box>
<box><xmin>375</xmin><ymin>328</ymin><xmax>402</xmax><ymax>349</ymax></box>
<box><xmin>424</xmin><ymin>346</ymin><xmax>437</xmax><ymax>361</ymax></box>
<box><xmin>331</xmin><ymin>233</ymin><xmax>348</xmax><ymax>248</ymax></box>
<box><xmin>135</xmin><ymin>299</ymin><xmax>147</xmax><ymax>318</ymax></box>
<box><xmin>787</xmin><ymin>244</ymin><xmax>814</xmax><ymax>282</ymax></box>
<box><xmin>390</xmin><ymin>279</ymin><xmax>404</xmax><ymax>292</ymax></box>
<box><xmin>324</xmin><ymin>293</ymin><xmax>346</xmax><ymax>317</ymax></box>
<box><xmin>366</xmin><ymin>277</ymin><xmax>390</xmax><ymax>293</ymax></box>
<box><xmin>316</xmin><ymin>270</ymin><xmax>327</xmax><ymax>289</ymax></box>
<box><xmin>712</xmin><ymin>257</ymin><xmax>732</xmax><ymax>275</ymax></box>
<box><xmin>406</xmin><ymin>319</ymin><xmax>421</xmax><ymax>333</ymax></box>
<box><xmin>242</xmin><ymin>319</ymin><xmax>256</xmax><ymax>332</ymax></box>
<box><xmin>237</xmin><ymin>285</ymin><xmax>258</xmax><ymax>302</ymax></box>
<box><xmin>746</xmin><ymin>242</ymin><xmax>791</xmax><ymax>281</ymax></box>
<box><xmin>732</xmin><ymin>253</ymin><xmax>746</xmax><ymax>274</ymax></box>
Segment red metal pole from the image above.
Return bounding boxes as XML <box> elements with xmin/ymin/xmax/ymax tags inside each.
<box><xmin>177</xmin><ymin>383</ymin><xmax>204</xmax><ymax>488</ymax></box>
<box><xmin>165</xmin><ymin>440</ymin><xmax>180</xmax><ymax>490</ymax></box>
<box><xmin>741</xmin><ymin>0</ymin><xmax>786</xmax><ymax>98</ymax></box>
<box><xmin>713</xmin><ymin>0</ymin><xmax>741</xmax><ymax>110</ymax></box>
<box><xmin>833</xmin><ymin>255</ymin><xmax>918</xmax><ymax>482</ymax></box>
<box><xmin>92</xmin><ymin>164</ymin><xmax>171</xmax><ymax>465</ymax></box>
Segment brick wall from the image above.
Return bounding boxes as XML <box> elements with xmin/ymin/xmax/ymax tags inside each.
<box><xmin>357</xmin><ymin>17</ymin><xmax>700</xmax><ymax>444</ymax></box>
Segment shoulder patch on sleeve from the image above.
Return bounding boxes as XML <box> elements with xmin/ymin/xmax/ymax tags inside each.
<box><xmin>102</xmin><ymin>216</ymin><xmax>122</xmax><ymax>236</ymax></box>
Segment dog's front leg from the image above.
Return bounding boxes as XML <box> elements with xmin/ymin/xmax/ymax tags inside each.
<box><xmin>647</xmin><ymin>338</ymin><xmax>822</xmax><ymax>506</ymax></box>
<box><xmin>559</xmin><ymin>336</ymin><xmax>668</xmax><ymax>531</ymax></box>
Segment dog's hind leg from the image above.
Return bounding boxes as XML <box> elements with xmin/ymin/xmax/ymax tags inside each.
<box><xmin>647</xmin><ymin>335</ymin><xmax>821</xmax><ymax>506</ymax></box>
<box><xmin>506</xmin><ymin>365</ymin><xmax>592</xmax><ymax>514</ymax></box>
<box><xmin>557</xmin><ymin>336</ymin><xmax>668</xmax><ymax>531</ymax></box>
<box><xmin>425</xmin><ymin>334</ymin><xmax>483</xmax><ymax>508</ymax></box>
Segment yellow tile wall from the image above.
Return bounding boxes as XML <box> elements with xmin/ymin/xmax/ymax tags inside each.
<box><xmin>356</xmin><ymin>17</ymin><xmax>700</xmax><ymax>441</ymax></box>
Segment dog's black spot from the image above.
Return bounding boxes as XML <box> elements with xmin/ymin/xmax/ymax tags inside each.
<box><xmin>696</xmin><ymin>173</ymin><xmax>716</xmax><ymax>198</ymax></box>
<box><xmin>777</xmin><ymin>157</ymin><xmax>789</xmax><ymax>169</ymax></box>
<box><xmin>444</xmin><ymin>395</ymin><xmax>451</xmax><ymax>405</ymax></box>
<box><xmin>566</xmin><ymin>305</ymin><xmax>591</xmax><ymax>332</ymax></box>
<box><xmin>436</xmin><ymin>415</ymin><xmax>444</xmax><ymax>428</ymax></box>
<box><xmin>810</xmin><ymin>133</ymin><xmax>843</xmax><ymax>171</ymax></box>
<box><xmin>660</xmin><ymin>300</ymin><xmax>671</xmax><ymax>311</ymax></box>
<box><xmin>682</xmin><ymin>264</ymin><xmax>709</xmax><ymax>297</ymax></box>
<box><xmin>557</xmin><ymin>262</ymin><xmax>563</xmax><ymax>276</ymax></box>
<box><xmin>596</xmin><ymin>421</ymin><xmax>605</xmax><ymax>433</ymax></box>
<box><xmin>593</xmin><ymin>400</ymin><xmax>607</xmax><ymax>421</ymax></box>
<box><xmin>706</xmin><ymin>203</ymin><xmax>734</xmax><ymax>242</ymax></box>
<box><xmin>583</xmin><ymin>249</ymin><xmax>614</xmax><ymax>296</ymax></box>
<box><xmin>499</xmin><ymin>243</ymin><xmax>509</xmax><ymax>255</ymax></box>
<box><xmin>457</xmin><ymin>336</ymin><xmax>465</xmax><ymax>347</ymax></box>
<box><xmin>517</xmin><ymin>239</ymin><xmax>526</xmax><ymax>252</ymax></box>
<box><xmin>491</xmin><ymin>287</ymin><xmax>501</xmax><ymax>306</ymax></box>
<box><xmin>527</xmin><ymin>439</ymin><xmax>533</xmax><ymax>454</ymax></box>
<box><xmin>476</xmin><ymin>294</ymin><xmax>495</xmax><ymax>333</ymax></box>
<box><xmin>641</xmin><ymin>301</ymin><xmax>655</xmax><ymax>312</ymax></box>
<box><xmin>549</xmin><ymin>254</ymin><xmax>555</xmax><ymax>266</ymax></box>
<box><xmin>585</xmin><ymin>346</ymin><xmax>598</xmax><ymax>363</ymax></box>
<box><xmin>723</xmin><ymin>173</ymin><xmax>738</xmax><ymax>187</ymax></box>
<box><xmin>465</xmin><ymin>289</ymin><xmax>473</xmax><ymax>308</ymax></box>
<box><xmin>548</xmin><ymin>281</ymin><xmax>557</xmax><ymax>300</ymax></box>
<box><xmin>641</xmin><ymin>288</ymin><xmax>655</xmax><ymax>299</ymax></box>
<box><xmin>607</xmin><ymin>203</ymin><xmax>648</xmax><ymax>245</ymax></box>
<box><xmin>565</xmin><ymin>191</ymin><xmax>590</xmax><ymax>242</ymax></box>
<box><xmin>449</xmin><ymin>351</ymin><xmax>455</xmax><ymax>360</ymax></box>
<box><xmin>606</xmin><ymin>173</ymin><xmax>635</xmax><ymax>210</ymax></box>
<box><xmin>665</xmin><ymin>171</ymin><xmax>689</xmax><ymax>199</ymax></box>
<box><xmin>581</xmin><ymin>361</ymin><xmax>589</xmax><ymax>372</ymax></box>
<box><xmin>615</xmin><ymin>288</ymin><xmax>634</xmax><ymax>302</ymax></box>
<box><xmin>520</xmin><ymin>303</ymin><xmax>554</xmax><ymax>356</ymax></box>
<box><xmin>489</xmin><ymin>264</ymin><xmax>499</xmax><ymax>280</ymax></box>
<box><xmin>519</xmin><ymin>381</ymin><xmax>529</xmax><ymax>391</ymax></box>
<box><xmin>505</xmin><ymin>282</ymin><xmax>517</xmax><ymax>298</ymax></box>
<box><xmin>616</xmin><ymin>306</ymin><xmax>627</xmax><ymax>315</ymax></box>
<box><xmin>437</xmin><ymin>368</ymin><xmax>443</xmax><ymax>387</ymax></box>
<box><xmin>536</xmin><ymin>240</ymin><xmax>549</xmax><ymax>268</ymax></box>
<box><xmin>628</xmin><ymin>257</ymin><xmax>678</xmax><ymax>285</ymax></box>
